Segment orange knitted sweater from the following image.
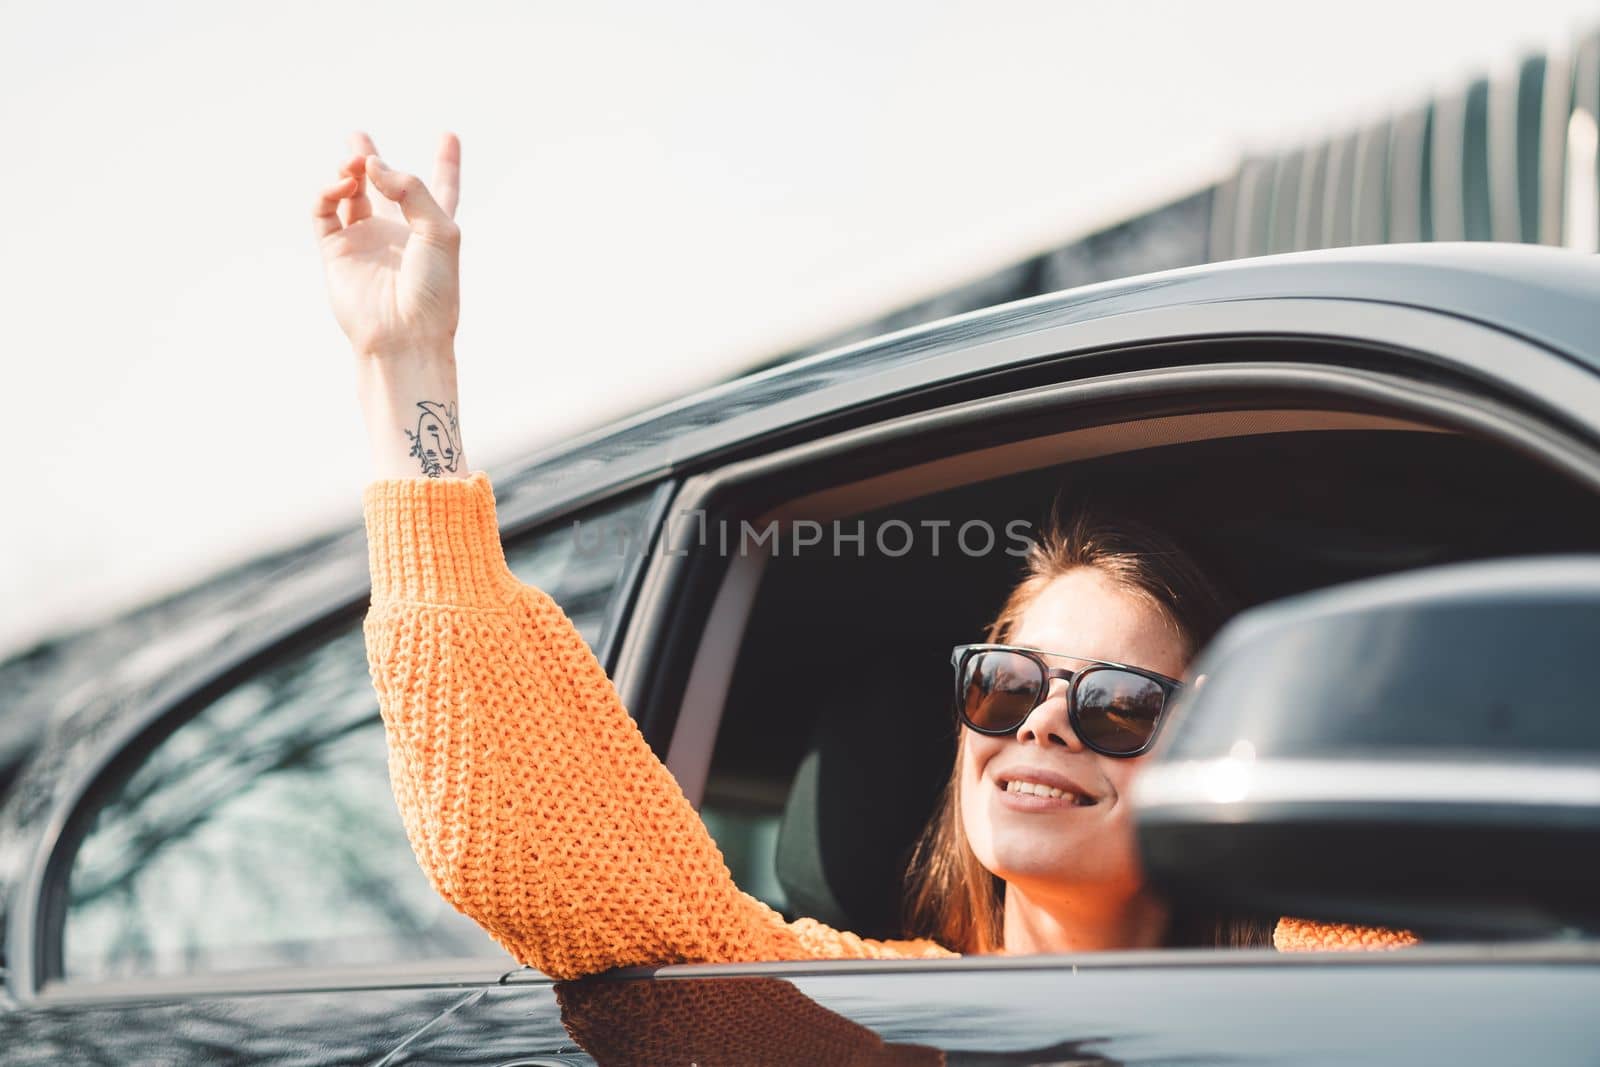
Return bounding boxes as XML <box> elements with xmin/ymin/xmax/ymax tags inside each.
<box><xmin>362</xmin><ymin>472</ymin><xmax>1416</xmax><ymax>980</ymax></box>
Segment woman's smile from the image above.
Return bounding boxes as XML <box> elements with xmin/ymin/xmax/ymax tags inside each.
<box><xmin>993</xmin><ymin>766</ymin><xmax>1101</xmax><ymax>810</ymax></box>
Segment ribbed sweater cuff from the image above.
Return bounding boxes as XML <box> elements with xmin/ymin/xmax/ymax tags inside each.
<box><xmin>363</xmin><ymin>471</ymin><xmax>517</xmax><ymax>606</ymax></box>
<box><xmin>1273</xmin><ymin>916</ymin><xmax>1418</xmax><ymax>952</ymax></box>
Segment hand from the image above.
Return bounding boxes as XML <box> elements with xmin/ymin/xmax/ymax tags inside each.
<box><xmin>314</xmin><ymin>131</ymin><xmax>462</xmax><ymax>361</ymax></box>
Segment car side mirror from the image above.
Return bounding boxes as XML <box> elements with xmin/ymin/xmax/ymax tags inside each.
<box><xmin>1134</xmin><ymin>555</ymin><xmax>1600</xmax><ymax>940</ymax></box>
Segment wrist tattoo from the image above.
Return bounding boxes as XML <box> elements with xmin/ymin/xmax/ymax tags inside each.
<box><xmin>404</xmin><ymin>401</ymin><xmax>462</xmax><ymax>478</ymax></box>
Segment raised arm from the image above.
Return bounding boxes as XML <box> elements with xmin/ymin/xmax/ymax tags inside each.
<box><xmin>315</xmin><ymin>131</ymin><xmax>467</xmax><ymax>481</ymax></box>
<box><xmin>313</xmin><ymin>133</ymin><xmax>953</xmax><ymax>979</ymax></box>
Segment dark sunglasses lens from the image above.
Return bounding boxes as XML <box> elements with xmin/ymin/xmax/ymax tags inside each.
<box><xmin>1074</xmin><ymin>670</ymin><xmax>1166</xmax><ymax>754</ymax></box>
<box><xmin>960</xmin><ymin>650</ymin><xmax>1043</xmax><ymax>731</ymax></box>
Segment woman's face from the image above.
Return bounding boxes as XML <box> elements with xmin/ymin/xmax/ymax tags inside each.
<box><xmin>958</xmin><ymin>567</ymin><xmax>1190</xmax><ymax>900</ymax></box>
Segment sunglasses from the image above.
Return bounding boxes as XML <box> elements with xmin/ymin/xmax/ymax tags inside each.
<box><xmin>950</xmin><ymin>644</ymin><xmax>1185</xmax><ymax>758</ymax></box>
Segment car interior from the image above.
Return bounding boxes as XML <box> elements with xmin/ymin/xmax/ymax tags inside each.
<box><xmin>677</xmin><ymin>375</ymin><xmax>1600</xmax><ymax>942</ymax></box>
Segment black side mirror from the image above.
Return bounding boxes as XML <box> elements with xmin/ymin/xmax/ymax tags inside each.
<box><xmin>1135</xmin><ymin>555</ymin><xmax>1600</xmax><ymax>940</ymax></box>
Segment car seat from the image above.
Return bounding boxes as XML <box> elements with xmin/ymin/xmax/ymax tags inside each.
<box><xmin>772</xmin><ymin>654</ymin><xmax>954</xmax><ymax>939</ymax></box>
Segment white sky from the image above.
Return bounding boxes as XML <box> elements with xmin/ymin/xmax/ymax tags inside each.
<box><xmin>3</xmin><ymin>0</ymin><xmax>1597</xmax><ymax>660</ymax></box>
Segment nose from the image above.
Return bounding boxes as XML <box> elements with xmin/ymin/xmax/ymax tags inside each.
<box><xmin>1014</xmin><ymin>677</ymin><xmax>1085</xmax><ymax>751</ymax></box>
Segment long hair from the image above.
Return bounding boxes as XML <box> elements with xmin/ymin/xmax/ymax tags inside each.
<box><xmin>902</xmin><ymin>504</ymin><xmax>1273</xmax><ymax>953</ymax></box>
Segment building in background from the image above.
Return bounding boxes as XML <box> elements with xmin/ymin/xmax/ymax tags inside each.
<box><xmin>760</xmin><ymin>25</ymin><xmax>1599</xmax><ymax>373</ymax></box>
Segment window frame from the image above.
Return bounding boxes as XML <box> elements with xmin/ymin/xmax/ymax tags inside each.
<box><xmin>615</xmin><ymin>331</ymin><xmax>1600</xmax><ymax>940</ymax></box>
<box><xmin>9</xmin><ymin>479</ymin><xmax>675</xmax><ymax>1004</ymax></box>
<box><xmin>611</xmin><ymin>292</ymin><xmax>1600</xmax><ymax>763</ymax></box>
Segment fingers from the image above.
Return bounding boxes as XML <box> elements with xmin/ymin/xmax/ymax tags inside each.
<box><xmin>338</xmin><ymin>152</ymin><xmax>373</xmax><ymax>226</ymax></box>
<box><xmin>365</xmin><ymin>155</ymin><xmax>458</xmax><ymax>241</ymax></box>
<box><xmin>432</xmin><ymin>132</ymin><xmax>461</xmax><ymax>218</ymax></box>
<box><xmin>349</xmin><ymin>130</ymin><xmax>379</xmax><ymax>159</ymax></box>
<box><xmin>347</xmin><ymin>131</ymin><xmax>387</xmax><ymax>219</ymax></box>
<box><xmin>318</xmin><ymin>130</ymin><xmax>459</xmax><ymax>239</ymax></box>
<box><xmin>313</xmin><ymin>175</ymin><xmax>359</xmax><ymax>239</ymax></box>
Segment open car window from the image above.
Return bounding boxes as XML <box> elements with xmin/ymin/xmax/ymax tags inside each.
<box><xmin>53</xmin><ymin>488</ymin><xmax>658</xmax><ymax>985</ymax></box>
<box><xmin>696</xmin><ymin>420</ymin><xmax>1600</xmax><ymax>940</ymax></box>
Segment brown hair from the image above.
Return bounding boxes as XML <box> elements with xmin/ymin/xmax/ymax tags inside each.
<box><xmin>902</xmin><ymin>504</ymin><xmax>1272</xmax><ymax>953</ymax></box>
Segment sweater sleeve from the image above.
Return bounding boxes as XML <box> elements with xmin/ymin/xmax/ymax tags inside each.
<box><xmin>362</xmin><ymin>471</ymin><xmax>954</xmax><ymax>979</ymax></box>
<box><xmin>555</xmin><ymin>976</ymin><xmax>944</xmax><ymax>1066</ymax></box>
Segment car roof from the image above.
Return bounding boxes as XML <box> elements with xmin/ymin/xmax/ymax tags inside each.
<box><xmin>489</xmin><ymin>242</ymin><xmax>1600</xmax><ymax>509</ymax></box>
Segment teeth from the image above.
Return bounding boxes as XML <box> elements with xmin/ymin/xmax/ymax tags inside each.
<box><xmin>1005</xmin><ymin>780</ymin><xmax>1069</xmax><ymax>799</ymax></box>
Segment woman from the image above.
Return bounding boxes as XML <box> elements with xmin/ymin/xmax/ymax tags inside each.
<box><xmin>313</xmin><ymin>132</ymin><xmax>1414</xmax><ymax>980</ymax></box>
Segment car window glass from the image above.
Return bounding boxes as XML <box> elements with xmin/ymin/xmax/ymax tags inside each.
<box><xmin>59</xmin><ymin>488</ymin><xmax>657</xmax><ymax>983</ymax></box>
<box><xmin>503</xmin><ymin>490</ymin><xmax>656</xmax><ymax>650</ymax></box>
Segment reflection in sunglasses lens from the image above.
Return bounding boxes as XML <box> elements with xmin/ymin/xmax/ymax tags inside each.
<box><xmin>1075</xmin><ymin>670</ymin><xmax>1163</xmax><ymax>753</ymax></box>
<box><xmin>963</xmin><ymin>651</ymin><xmax>1041</xmax><ymax>731</ymax></box>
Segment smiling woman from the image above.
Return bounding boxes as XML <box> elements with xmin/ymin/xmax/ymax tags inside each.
<box><xmin>908</xmin><ymin>510</ymin><xmax>1265</xmax><ymax>955</ymax></box>
<box><xmin>313</xmin><ymin>131</ymin><xmax>1416</xmax><ymax>979</ymax></box>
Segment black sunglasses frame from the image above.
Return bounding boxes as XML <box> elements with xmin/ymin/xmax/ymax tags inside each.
<box><xmin>950</xmin><ymin>643</ymin><xmax>1185</xmax><ymax>758</ymax></box>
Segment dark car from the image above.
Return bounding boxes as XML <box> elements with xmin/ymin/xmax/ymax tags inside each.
<box><xmin>2</xmin><ymin>243</ymin><xmax>1598</xmax><ymax>1064</ymax></box>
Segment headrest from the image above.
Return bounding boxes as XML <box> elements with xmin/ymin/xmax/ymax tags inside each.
<box><xmin>774</xmin><ymin>661</ymin><xmax>954</xmax><ymax>939</ymax></box>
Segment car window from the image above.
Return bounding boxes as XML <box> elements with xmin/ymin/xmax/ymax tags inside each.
<box><xmin>57</xmin><ymin>488</ymin><xmax>658</xmax><ymax>984</ymax></box>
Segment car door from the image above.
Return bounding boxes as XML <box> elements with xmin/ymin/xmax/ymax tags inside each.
<box><xmin>0</xmin><ymin>485</ymin><xmax>667</xmax><ymax>1063</ymax></box>
<box><xmin>362</xmin><ymin>950</ymin><xmax>1600</xmax><ymax>1066</ymax></box>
